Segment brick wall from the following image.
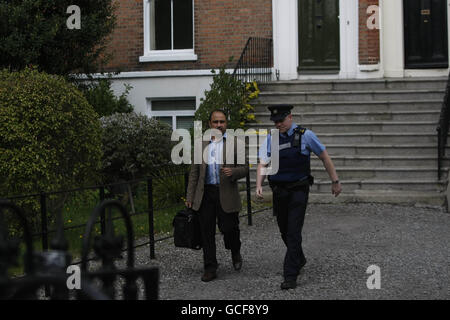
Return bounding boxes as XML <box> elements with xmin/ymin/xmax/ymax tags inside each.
<box><xmin>103</xmin><ymin>0</ymin><xmax>272</xmax><ymax>72</ymax></box>
<box><xmin>359</xmin><ymin>0</ymin><xmax>380</xmax><ymax>65</ymax></box>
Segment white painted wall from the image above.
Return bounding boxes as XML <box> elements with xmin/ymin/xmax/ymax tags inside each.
<box><xmin>380</xmin><ymin>0</ymin><xmax>404</xmax><ymax>78</ymax></box>
<box><xmin>108</xmin><ymin>71</ymin><xmax>215</xmax><ymax>116</ymax></box>
<box><xmin>272</xmin><ymin>0</ymin><xmax>298</xmax><ymax>80</ymax></box>
<box><xmin>340</xmin><ymin>0</ymin><xmax>359</xmax><ymax>79</ymax></box>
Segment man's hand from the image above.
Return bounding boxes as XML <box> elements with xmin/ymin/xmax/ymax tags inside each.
<box><xmin>256</xmin><ymin>185</ymin><xmax>264</xmax><ymax>199</ymax></box>
<box><xmin>256</xmin><ymin>163</ymin><xmax>267</xmax><ymax>200</ymax></box>
<box><xmin>221</xmin><ymin>167</ymin><xmax>233</xmax><ymax>177</ymax></box>
<box><xmin>332</xmin><ymin>182</ymin><xmax>342</xmax><ymax>197</ymax></box>
<box><xmin>185</xmin><ymin>201</ymin><xmax>192</xmax><ymax>208</ymax></box>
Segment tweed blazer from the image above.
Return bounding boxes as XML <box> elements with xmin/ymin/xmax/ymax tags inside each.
<box><xmin>186</xmin><ymin>138</ymin><xmax>248</xmax><ymax>213</ymax></box>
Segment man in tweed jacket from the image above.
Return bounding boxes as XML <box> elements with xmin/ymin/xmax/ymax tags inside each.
<box><xmin>185</xmin><ymin>109</ymin><xmax>248</xmax><ymax>282</ymax></box>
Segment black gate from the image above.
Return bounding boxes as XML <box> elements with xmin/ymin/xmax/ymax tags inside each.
<box><xmin>0</xmin><ymin>199</ymin><xmax>159</xmax><ymax>300</ymax></box>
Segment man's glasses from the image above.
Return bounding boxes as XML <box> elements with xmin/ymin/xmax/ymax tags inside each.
<box><xmin>212</xmin><ymin>120</ymin><xmax>226</xmax><ymax>124</ymax></box>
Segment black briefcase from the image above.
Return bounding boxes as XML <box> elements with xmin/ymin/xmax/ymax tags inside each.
<box><xmin>172</xmin><ymin>208</ymin><xmax>202</xmax><ymax>250</ymax></box>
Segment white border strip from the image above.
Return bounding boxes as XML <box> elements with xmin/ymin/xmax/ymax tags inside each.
<box><xmin>76</xmin><ymin>68</ymin><xmax>273</xmax><ymax>80</ymax></box>
<box><xmin>74</xmin><ymin>69</ymin><xmax>232</xmax><ymax>79</ymax></box>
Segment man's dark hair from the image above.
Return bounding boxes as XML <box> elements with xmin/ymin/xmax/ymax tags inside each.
<box><xmin>209</xmin><ymin>109</ymin><xmax>228</xmax><ymax>121</ymax></box>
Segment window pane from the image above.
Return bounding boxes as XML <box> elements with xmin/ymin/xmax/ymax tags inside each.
<box><xmin>153</xmin><ymin>0</ymin><xmax>171</xmax><ymax>50</ymax></box>
<box><xmin>154</xmin><ymin>116</ymin><xmax>172</xmax><ymax>127</ymax></box>
<box><xmin>173</xmin><ymin>0</ymin><xmax>193</xmax><ymax>49</ymax></box>
<box><xmin>176</xmin><ymin>116</ymin><xmax>195</xmax><ymax>130</ymax></box>
<box><xmin>152</xmin><ymin>99</ymin><xmax>196</xmax><ymax>111</ymax></box>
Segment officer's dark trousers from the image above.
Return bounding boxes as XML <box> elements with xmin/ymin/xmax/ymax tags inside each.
<box><xmin>198</xmin><ymin>185</ymin><xmax>241</xmax><ymax>272</ymax></box>
<box><xmin>273</xmin><ymin>186</ymin><xmax>309</xmax><ymax>281</ymax></box>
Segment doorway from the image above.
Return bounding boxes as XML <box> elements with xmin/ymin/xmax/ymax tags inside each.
<box><xmin>404</xmin><ymin>0</ymin><xmax>448</xmax><ymax>69</ymax></box>
<box><xmin>298</xmin><ymin>0</ymin><xmax>340</xmax><ymax>73</ymax></box>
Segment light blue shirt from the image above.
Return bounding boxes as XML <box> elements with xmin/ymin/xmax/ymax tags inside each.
<box><xmin>258</xmin><ymin>123</ymin><xmax>325</xmax><ymax>164</ymax></box>
<box><xmin>205</xmin><ymin>133</ymin><xmax>226</xmax><ymax>185</ymax></box>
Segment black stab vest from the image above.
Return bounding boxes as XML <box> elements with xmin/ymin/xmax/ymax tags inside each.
<box><xmin>268</xmin><ymin>127</ymin><xmax>311</xmax><ymax>183</ymax></box>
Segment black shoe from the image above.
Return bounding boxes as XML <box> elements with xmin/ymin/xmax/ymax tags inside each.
<box><xmin>281</xmin><ymin>280</ymin><xmax>297</xmax><ymax>290</ymax></box>
<box><xmin>201</xmin><ymin>271</ymin><xmax>217</xmax><ymax>282</ymax></box>
<box><xmin>232</xmin><ymin>252</ymin><xmax>242</xmax><ymax>271</ymax></box>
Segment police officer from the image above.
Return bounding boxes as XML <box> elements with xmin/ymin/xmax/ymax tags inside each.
<box><xmin>255</xmin><ymin>104</ymin><xmax>342</xmax><ymax>290</ymax></box>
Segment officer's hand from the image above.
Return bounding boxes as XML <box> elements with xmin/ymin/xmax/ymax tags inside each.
<box><xmin>256</xmin><ymin>186</ymin><xmax>264</xmax><ymax>199</ymax></box>
<box><xmin>332</xmin><ymin>182</ymin><xmax>342</xmax><ymax>197</ymax></box>
<box><xmin>185</xmin><ymin>201</ymin><xmax>192</xmax><ymax>208</ymax></box>
<box><xmin>221</xmin><ymin>167</ymin><xmax>233</xmax><ymax>177</ymax></box>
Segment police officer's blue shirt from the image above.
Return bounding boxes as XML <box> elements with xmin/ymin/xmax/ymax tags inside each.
<box><xmin>258</xmin><ymin>123</ymin><xmax>325</xmax><ymax>165</ymax></box>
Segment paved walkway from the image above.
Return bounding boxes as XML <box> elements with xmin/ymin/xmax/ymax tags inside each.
<box><xmin>135</xmin><ymin>203</ymin><xmax>450</xmax><ymax>300</ymax></box>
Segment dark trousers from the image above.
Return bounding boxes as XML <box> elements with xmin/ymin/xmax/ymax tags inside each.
<box><xmin>198</xmin><ymin>185</ymin><xmax>241</xmax><ymax>272</ymax></box>
<box><xmin>273</xmin><ymin>186</ymin><xmax>309</xmax><ymax>281</ymax></box>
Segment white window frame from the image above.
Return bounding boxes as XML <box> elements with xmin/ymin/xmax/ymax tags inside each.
<box><xmin>140</xmin><ymin>0</ymin><xmax>197</xmax><ymax>62</ymax></box>
<box><xmin>147</xmin><ymin>98</ymin><xmax>196</xmax><ymax>130</ymax></box>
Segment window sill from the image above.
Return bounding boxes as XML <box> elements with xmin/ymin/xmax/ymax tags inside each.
<box><xmin>139</xmin><ymin>51</ymin><xmax>198</xmax><ymax>62</ymax></box>
<box><xmin>358</xmin><ymin>63</ymin><xmax>380</xmax><ymax>72</ymax></box>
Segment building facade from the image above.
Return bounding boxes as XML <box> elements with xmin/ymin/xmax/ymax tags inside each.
<box><xmin>103</xmin><ymin>0</ymin><xmax>450</xmax><ymax>127</ymax></box>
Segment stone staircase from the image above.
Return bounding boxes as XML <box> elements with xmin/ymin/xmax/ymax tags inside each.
<box><xmin>247</xmin><ymin>77</ymin><xmax>450</xmax><ymax>207</ymax></box>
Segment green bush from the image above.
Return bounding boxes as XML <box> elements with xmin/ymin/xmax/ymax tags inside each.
<box><xmin>80</xmin><ymin>78</ymin><xmax>134</xmax><ymax>117</ymax></box>
<box><xmin>194</xmin><ymin>66</ymin><xmax>260</xmax><ymax>130</ymax></box>
<box><xmin>100</xmin><ymin>112</ymin><xmax>174</xmax><ymax>183</ymax></box>
<box><xmin>0</xmin><ymin>68</ymin><xmax>103</xmax><ymax>229</ymax></box>
<box><xmin>0</xmin><ymin>68</ymin><xmax>103</xmax><ymax>195</ymax></box>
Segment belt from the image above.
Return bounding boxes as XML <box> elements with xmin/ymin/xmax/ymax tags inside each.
<box><xmin>269</xmin><ymin>176</ymin><xmax>313</xmax><ymax>188</ymax></box>
<box><xmin>269</xmin><ymin>179</ymin><xmax>310</xmax><ymax>191</ymax></box>
<box><xmin>205</xmin><ymin>184</ymin><xmax>220</xmax><ymax>188</ymax></box>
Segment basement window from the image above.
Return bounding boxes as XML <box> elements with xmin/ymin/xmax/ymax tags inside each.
<box><xmin>140</xmin><ymin>0</ymin><xmax>197</xmax><ymax>62</ymax></box>
<box><xmin>149</xmin><ymin>98</ymin><xmax>196</xmax><ymax>130</ymax></box>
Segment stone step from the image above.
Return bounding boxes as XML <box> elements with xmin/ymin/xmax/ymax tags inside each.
<box><xmin>254</xmin><ymin>110</ymin><xmax>440</xmax><ymax>122</ymax></box>
<box><xmin>258</xmin><ymin>77</ymin><xmax>447</xmax><ymax>92</ymax></box>
<box><xmin>247</xmin><ymin>78</ymin><xmax>449</xmax><ymax>205</ymax></box>
<box><xmin>309</xmin><ymin>155</ymin><xmax>450</xmax><ymax>168</ymax></box>
<box><xmin>312</xmin><ymin>166</ymin><xmax>448</xmax><ymax>180</ymax></box>
<box><xmin>310</xmin><ymin>179</ymin><xmax>447</xmax><ymax>193</ymax></box>
<box><xmin>323</xmin><ymin>144</ymin><xmax>449</xmax><ymax>156</ymax></box>
<box><xmin>251</xmin><ymin>187</ymin><xmax>446</xmax><ymax>206</ymax></box>
<box><xmin>248</xmin><ymin>121</ymin><xmax>439</xmax><ymax>133</ymax></box>
<box><xmin>256</xmin><ymin>89</ymin><xmax>445</xmax><ymax>103</ymax></box>
<box><xmin>253</xmin><ymin>100</ymin><xmax>442</xmax><ymax>113</ymax></box>
<box><xmin>248</xmin><ymin>155</ymin><xmax>450</xmax><ymax>168</ymax></box>
<box><xmin>245</xmin><ymin>178</ymin><xmax>447</xmax><ymax>192</ymax></box>
<box><xmin>307</xmin><ymin>190</ymin><xmax>446</xmax><ymax>206</ymax></box>
<box><xmin>314</xmin><ymin>132</ymin><xmax>443</xmax><ymax>144</ymax></box>
<box><xmin>247</xmin><ymin>143</ymin><xmax>449</xmax><ymax>157</ymax></box>
<box><xmin>247</xmin><ymin>166</ymin><xmax>447</xmax><ymax>181</ymax></box>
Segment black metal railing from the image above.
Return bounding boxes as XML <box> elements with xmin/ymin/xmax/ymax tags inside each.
<box><xmin>437</xmin><ymin>71</ymin><xmax>450</xmax><ymax>180</ymax></box>
<box><xmin>233</xmin><ymin>37</ymin><xmax>273</xmax><ymax>83</ymax></box>
<box><xmin>0</xmin><ymin>198</ymin><xmax>159</xmax><ymax>300</ymax></box>
<box><xmin>0</xmin><ymin>164</ymin><xmax>271</xmax><ymax>299</ymax></box>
